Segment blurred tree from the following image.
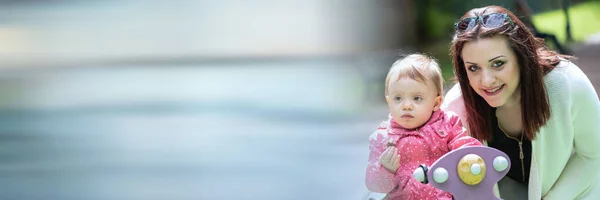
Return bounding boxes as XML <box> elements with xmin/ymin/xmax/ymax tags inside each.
<box><xmin>413</xmin><ymin>0</ymin><xmax>588</xmax><ymax>44</ymax></box>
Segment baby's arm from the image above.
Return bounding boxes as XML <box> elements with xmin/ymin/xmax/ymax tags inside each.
<box><xmin>365</xmin><ymin>126</ymin><xmax>401</xmax><ymax>193</ymax></box>
<box><xmin>445</xmin><ymin>113</ymin><xmax>482</xmax><ymax>150</ymax></box>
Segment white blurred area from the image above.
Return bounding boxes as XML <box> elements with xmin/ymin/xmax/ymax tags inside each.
<box><xmin>0</xmin><ymin>0</ymin><xmax>416</xmax><ymax>199</ymax></box>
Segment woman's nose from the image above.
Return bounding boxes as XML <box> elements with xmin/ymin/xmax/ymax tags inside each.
<box><xmin>482</xmin><ymin>70</ymin><xmax>497</xmax><ymax>87</ymax></box>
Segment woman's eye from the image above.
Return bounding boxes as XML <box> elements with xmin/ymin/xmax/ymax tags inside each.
<box><xmin>413</xmin><ymin>97</ymin><xmax>422</xmax><ymax>102</ymax></box>
<box><xmin>468</xmin><ymin>65</ymin><xmax>479</xmax><ymax>72</ymax></box>
<box><xmin>492</xmin><ymin>60</ymin><xmax>505</xmax><ymax>68</ymax></box>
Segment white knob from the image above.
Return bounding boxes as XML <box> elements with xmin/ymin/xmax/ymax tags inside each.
<box><xmin>493</xmin><ymin>156</ymin><xmax>509</xmax><ymax>171</ymax></box>
<box><xmin>413</xmin><ymin>167</ymin><xmax>426</xmax><ymax>183</ymax></box>
<box><xmin>433</xmin><ymin>168</ymin><xmax>449</xmax><ymax>183</ymax></box>
<box><xmin>471</xmin><ymin>163</ymin><xmax>481</xmax><ymax>175</ymax></box>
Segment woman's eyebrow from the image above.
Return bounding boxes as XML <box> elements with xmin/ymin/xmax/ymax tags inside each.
<box><xmin>488</xmin><ymin>55</ymin><xmax>505</xmax><ymax>62</ymax></box>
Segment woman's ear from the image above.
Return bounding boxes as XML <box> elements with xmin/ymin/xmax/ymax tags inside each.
<box><xmin>433</xmin><ymin>96</ymin><xmax>443</xmax><ymax>111</ymax></box>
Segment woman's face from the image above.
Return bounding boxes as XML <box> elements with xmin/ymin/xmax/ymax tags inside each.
<box><xmin>461</xmin><ymin>35</ymin><xmax>521</xmax><ymax>108</ymax></box>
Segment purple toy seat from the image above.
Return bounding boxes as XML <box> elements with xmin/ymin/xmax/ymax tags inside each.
<box><xmin>419</xmin><ymin>146</ymin><xmax>511</xmax><ymax>200</ymax></box>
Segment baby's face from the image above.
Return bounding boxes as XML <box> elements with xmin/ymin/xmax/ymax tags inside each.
<box><xmin>386</xmin><ymin>77</ymin><xmax>441</xmax><ymax>129</ymax></box>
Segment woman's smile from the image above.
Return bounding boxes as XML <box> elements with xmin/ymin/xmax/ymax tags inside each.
<box><xmin>482</xmin><ymin>84</ymin><xmax>505</xmax><ymax>96</ymax></box>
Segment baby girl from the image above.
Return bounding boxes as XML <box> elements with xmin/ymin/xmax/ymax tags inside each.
<box><xmin>365</xmin><ymin>54</ymin><xmax>482</xmax><ymax>200</ymax></box>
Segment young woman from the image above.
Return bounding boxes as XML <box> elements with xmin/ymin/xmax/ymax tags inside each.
<box><xmin>442</xmin><ymin>5</ymin><xmax>600</xmax><ymax>200</ymax></box>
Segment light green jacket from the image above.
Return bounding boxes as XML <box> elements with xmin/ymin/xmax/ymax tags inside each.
<box><xmin>442</xmin><ymin>61</ymin><xmax>600</xmax><ymax>200</ymax></box>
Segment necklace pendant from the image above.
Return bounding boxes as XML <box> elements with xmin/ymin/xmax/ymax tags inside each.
<box><xmin>518</xmin><ymin>142</ymin><xmax>524</xmax><ymax>159</ymax></box>
<box><xmin>519</xmin><ymin>150</ymin><xmax>524</xmax><ymax>159</ymax></box>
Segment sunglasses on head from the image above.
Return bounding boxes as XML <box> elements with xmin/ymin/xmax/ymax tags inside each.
<box><xmin>454</xmin><ymin>13</ymin><xmax>514</xmax><ymax>33</ymax></box>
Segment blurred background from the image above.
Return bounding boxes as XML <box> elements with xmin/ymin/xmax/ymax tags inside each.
<box><xmin>0</xmin><ymin>0</ymin><xmax>598</xmax><ymax>199</ymax></box>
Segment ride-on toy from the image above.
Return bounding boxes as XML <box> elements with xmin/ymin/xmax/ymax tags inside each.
<box><xmin>413</xmin><ymin>146</ymin><xmax>511</xmax><ymax>200</ymax></box>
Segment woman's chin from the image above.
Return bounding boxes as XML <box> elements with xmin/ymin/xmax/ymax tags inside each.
<box><xmin>484</xmin><ymin>99</ymin><xmax>504</xmax><ymax>108</ymax></box>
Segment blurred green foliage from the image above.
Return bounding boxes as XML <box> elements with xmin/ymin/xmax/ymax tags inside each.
<box><xmin>533</xmin><ymin>1</ymin><xmax>600</xmax><ymax>44</ymax></box>
<box><xmin>416</xmin><ymin>0</ymin><xmax>599</xmax><ymax>83</ymax></box>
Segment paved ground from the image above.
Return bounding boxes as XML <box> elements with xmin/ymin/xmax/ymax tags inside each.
<box><xmin>0</xmin><ymin>57</ymin><xmax>387</xmax><ymax>200</ymax></box>
<box><xmin>571</xmin><ymin>43</ymin><xmax>600</xmax><ymax>92</ymax></box>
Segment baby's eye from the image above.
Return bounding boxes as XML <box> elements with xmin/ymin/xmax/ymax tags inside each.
<box><xmin>413</xmin><ymin>97</ymin><xmax>422</xmax><ymax>102</ymax></box>
<box><xmin>492</xmin><ymin>60</ymin><xmax>505</xmax><ymax>68</ymax></box>
<box><xmin>467</xmin><ymin>65</ymin><xmax>479</xmax><ymax>72</ymax></box>
<box><xmin>395</xmin><ymin>96</ymin><xmax>402</xmax><ymax>101</ymax></box>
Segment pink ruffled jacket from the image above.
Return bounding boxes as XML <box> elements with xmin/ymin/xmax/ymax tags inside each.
<box><xmin>365</xmin><ymin>110</ymin><xmax>482</xmax><ymax>200</ymax></box>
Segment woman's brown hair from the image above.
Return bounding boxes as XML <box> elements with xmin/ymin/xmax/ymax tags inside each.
<box><xmin>450</xmin><ymin>5</ymin><xmax>570</xmax><ymax>141</ymax></box>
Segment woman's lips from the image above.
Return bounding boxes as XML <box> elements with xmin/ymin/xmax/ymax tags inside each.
<box><xmin>482</xmin><ymin>84</ymin><xmax>505</xmax><ymax>96</ymax></box>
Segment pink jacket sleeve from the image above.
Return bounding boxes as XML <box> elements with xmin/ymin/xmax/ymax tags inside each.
<box><xmin>445</xmin><ymin>113</ymin><xmax>482</xmax><ymax>150</ymax></box>
<box><xmin>365</xmin><ymin>124</ymin><xmax>402</xmax><ymax>193</ymax></box>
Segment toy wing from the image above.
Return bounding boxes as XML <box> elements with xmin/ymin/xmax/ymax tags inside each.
<box><xmin>413</xmin><ymin>146</ymin><xmax>511</xmax><ymax>200</ymax></box>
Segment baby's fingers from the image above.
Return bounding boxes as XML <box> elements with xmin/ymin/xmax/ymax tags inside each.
<box><xmin>390</xmin><ymin>147</ymin><xmax>398</xmax><ymax>160</ymax></box>
<box><xmin>384</xmin><ymin>147</ymin><xmax>395</xmax><ymax>163</ymax></box>
<box><xmin>392</xmin><ymin>155</ymin><xmax>400</xmax><ymax>171</ymax></box>
<box><xmin>380</xmin><ymin>148</ymin><xmax>390</xmax><ymax>162</ymax></box>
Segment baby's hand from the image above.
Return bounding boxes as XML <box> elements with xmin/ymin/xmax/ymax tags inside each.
<box><xmin>380</xmin><ymin>139</ymin><xmax>400</xmax><ymax>174</ymax></box>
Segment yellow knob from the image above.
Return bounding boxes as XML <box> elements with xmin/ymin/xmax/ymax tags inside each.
<box><xmin>457</xmin><ymin>154</ymin><xmax>486</xmax><ymax>185</ymax></box>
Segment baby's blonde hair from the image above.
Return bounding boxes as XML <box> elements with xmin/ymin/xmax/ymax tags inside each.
<box><xmin>385</xmin><ymin>53</ymin><xmax>444</xmax><ymax>96</ymax></box>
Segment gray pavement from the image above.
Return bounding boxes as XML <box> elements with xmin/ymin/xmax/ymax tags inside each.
<box><xmin>571</xmin><ymin>43</ymin><xmax>600</xmax><ymax>92</ymax></box>
<box><xmin>0</xmin><ymin>58</ymin><xmax>388</xmax><ymax>200</ymax></box>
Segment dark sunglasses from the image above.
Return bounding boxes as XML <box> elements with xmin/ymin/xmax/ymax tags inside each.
<box><xmin>454</xmin><ymin>13</ymin><xmax>514</xmax><ymax>33</ymax></box>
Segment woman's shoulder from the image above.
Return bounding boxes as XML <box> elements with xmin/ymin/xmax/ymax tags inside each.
<box><xmin>543</xmin><ymin>60</ymin><xmax>600</xmax><ymax>121</ymax></box>
<box><xmin>441</xmin><ymin>83</ymin><xmax>468</xmax><ymax>127</ymax></box>
<box><xmin>441</xmin><ymin>83</ymin><xmax>464</xmax><ymax>111</ymax></box>
<box><xmin>545</xmin><ymin>60</ymin><xmax>595</xmax><ymax>95</ymax></box>
<box><xmin>546</xmin><ymin>60</ymin><xmax>588</xmax><ymax>82</ymax></box>
<box><xmin>442</xmin><ymin>83</ymin><xmax>463</xmax><ymax>106</ymax></box>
